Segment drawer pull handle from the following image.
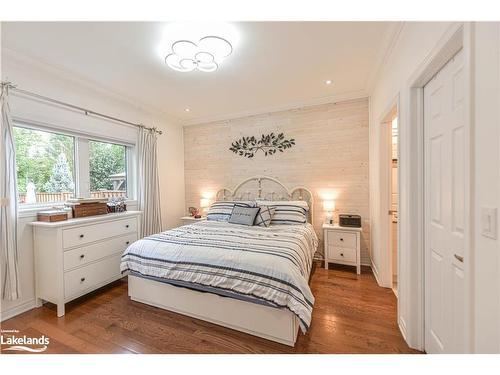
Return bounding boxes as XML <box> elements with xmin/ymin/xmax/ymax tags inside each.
<box><xmin>80</xmin><ymin>254</ymin><xmax>85</xmax><ymax>259</ymax></box>
<box><xmin>340</xmin><ymin>238</ymin><xmax>344</xmax><ymax>241</ymax></box>
<box><xmin>126</xmin><ymin>224</ymin><xmax>130</xmax><ymax>228</ymax></box>
<box><xmin>340</xmin><ymin>253</ymin><xmax>344</xmax><ymax>257</ymax></box>
<box><xmin>126</xmin><ymin>241</ymin><xmax>130</xmax><ymax>245</ymax></box>
<box><xmin>79</xmin><ymin>234</ymin><xmax>84</xmax><ymax>238</ymax></box>
<box><xmin>80</xmin><ymin>277</ymin><xmax>86</xmax><ymax>283</ymax></box>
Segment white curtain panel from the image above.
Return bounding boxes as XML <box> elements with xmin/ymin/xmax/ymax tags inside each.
<box><xmin>137</xmin><ymin>127</ymin><xmax>162</xmax><ymax>237</ymax></box>
<box><xmin>0</xmin><ymin>84</ymin><xmax>21</xmax><ymax>301</ymax></box>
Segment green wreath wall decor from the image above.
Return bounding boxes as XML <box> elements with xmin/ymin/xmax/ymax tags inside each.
<box><xmin>229</xmin><ymin>132</ymin><xmax>295</xmax><ymax>158</ymax></box>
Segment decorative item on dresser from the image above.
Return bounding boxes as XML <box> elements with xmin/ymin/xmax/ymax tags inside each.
<box><xmin>180</xmin><ymin>216</ymin><xmax>206</xmax><ymax>225</ymax></box>
<box><xmin>37</xmin><ymin>209</ymin><xmax>68</xmax><ymax>222</ymax></box>
<box><xmin>323</xmin><ymin>223</ymin><xmax>362</xmax><ymax>274</ymax></box>
<box><xmin>30</xmin><ymin>211</ymin><xmax>142</xmax><ymax>317</ymax></box>
<box><xmin>65</xmin><ymin>198</ymin><xmax>109</xmax><ymax>218</ymax></box>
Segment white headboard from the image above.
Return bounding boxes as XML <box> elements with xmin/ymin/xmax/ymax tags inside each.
<box><xmin>215</xmin><ymin>176</ymin><xmax>314</xmax><ymax>225</ymax></box>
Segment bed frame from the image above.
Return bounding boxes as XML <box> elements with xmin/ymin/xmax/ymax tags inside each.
<box><xmin>128</xmin><ymin>176</ymin><xmax>314</xmax><ymax>346</ymax></box>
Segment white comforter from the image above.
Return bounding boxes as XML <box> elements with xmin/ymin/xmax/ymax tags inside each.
<box><xmin>120</xmin><ymin>220</ymin><xmax>318</xmax><ymax>332</ymax></box>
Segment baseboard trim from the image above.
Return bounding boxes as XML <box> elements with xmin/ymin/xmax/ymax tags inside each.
<box><xmin>398</xmin><ymin>316</ymin><xmax>408</xmax><ymax>342</ymax></box>
<box><xmin>0</xmin><ymin>299</ymin><xmax>37</xmax><ymax>322</ymax></box>
<box><xmin>371</xmin><ymin>261</ymin><xmax>383</xmax><ymax>286</ymax></box>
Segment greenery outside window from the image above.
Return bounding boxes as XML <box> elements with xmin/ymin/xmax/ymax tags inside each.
<box><xmin>89</xmin><ymin>140</ymin><xmax>128</xmax><ymax>199</ymax></box>
<box><xmin>13</xmin><ymin>123</ymin><xmax>133</xmax><ymax>206</ymax></box>
<box><xmin>13</xmin><ymin>127</ymin><xmax>75</xmax><ymax>204</ymax></box>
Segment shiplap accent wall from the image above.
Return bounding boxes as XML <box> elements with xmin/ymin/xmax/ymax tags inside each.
<box><xmin>183</xmin><ymin>98</ymin><xmax>370</xmax><ymax>264</ymax></box>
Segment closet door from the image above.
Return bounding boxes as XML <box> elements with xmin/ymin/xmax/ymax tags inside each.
<box><xmin>424</xmin><ymin>49</ymin><xmax>466</xmax><ymax>354</ymax></box>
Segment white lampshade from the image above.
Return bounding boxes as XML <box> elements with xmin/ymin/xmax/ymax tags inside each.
<box><xmin>200</xmin><ymin>198</ymin><xmax>211</xmax><ymax>208</ymax></box>
<box><xmin>323</xmin><ymin>200</ymin><xmax>335</xmax><ymax>212</ymax></box>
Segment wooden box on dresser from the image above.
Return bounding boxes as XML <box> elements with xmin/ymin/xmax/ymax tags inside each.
<box><xmin>323</xmin><ymin>223</ymin><xmax>362</xmax><ymax>274</ymax></box>
<box><xmin>30</xmin><ymin>211</ymin><xmax>142</xmax><ymax>317</ymax></box>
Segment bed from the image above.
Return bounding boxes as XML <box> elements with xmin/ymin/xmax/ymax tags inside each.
<box><xmin>121</xmin><ymin>176</ymin><xmax>318</xmax><ymax>346</ymax></box>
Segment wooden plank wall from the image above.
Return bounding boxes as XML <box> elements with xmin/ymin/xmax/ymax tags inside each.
<box><xmin>183</xmin><ymin>98</ymin><xmax>370</xmax><ymax>264</ymax></box>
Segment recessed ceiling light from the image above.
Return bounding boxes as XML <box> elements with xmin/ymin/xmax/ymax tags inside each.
<box><xmin>184</xmin><ymin>108</ymin><xmax>190</xmax><ymax>112</ymax></box>
<box><xmin>325</xmin><ymin>80</ymin><xmax>332</xmax><ymax>85</ymax></box>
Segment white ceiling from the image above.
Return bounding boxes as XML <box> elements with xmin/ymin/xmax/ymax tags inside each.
<box><xmin>2</xmin><ymin>22</ymin><xmax>397</xmax><ymax>124</ymax></box>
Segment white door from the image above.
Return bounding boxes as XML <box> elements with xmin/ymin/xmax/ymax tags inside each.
<box><xmin>424</xmin><ymin>49</ymin><xmax>467</xmax><ymax>353</ymax></box>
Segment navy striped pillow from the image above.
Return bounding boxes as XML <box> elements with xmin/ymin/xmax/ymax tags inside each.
<box><xmin>257</xmin><ymin>201</ymin><xmax>309</xmax><ymax>225</ymax></box>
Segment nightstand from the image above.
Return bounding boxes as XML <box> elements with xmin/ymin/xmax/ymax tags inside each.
<box><xmin>181</xmin><ymin>216</ymin><xmax>206</xmax><ymax>225</ymax></box>
<box><xmin>323</xmin><ymin>223</ymin><xmax>362</xmax><ymax>274</ymax></box>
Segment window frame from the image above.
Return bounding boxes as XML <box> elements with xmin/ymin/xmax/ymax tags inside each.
<box><xmin>13</xmin><ymin>120</ymin><xmax>137</xmax><ymax>213</ymax></box>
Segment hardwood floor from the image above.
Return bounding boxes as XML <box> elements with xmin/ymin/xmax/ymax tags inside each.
<box><xmin>1</xmin><ymin>263</ymin><xmax>420</xmax><ymax>354</ymax></box>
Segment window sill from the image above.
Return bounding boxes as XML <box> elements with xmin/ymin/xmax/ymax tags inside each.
<box><xmin>18</xmin><ymin>199</ymin><xmax>138</xmax><ymax>219</ymax></box>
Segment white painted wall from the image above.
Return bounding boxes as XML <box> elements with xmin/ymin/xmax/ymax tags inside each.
<box><xmin>472</xmin><ymin>22</ymin><xmax>500</xmax><ymax>353</ymax></box>
<box><xmin>0</xmin><ymin>48</ymin><xmax>185</xmax><ymax>320</ymax></box>
<box><xmin>370</xmin><ymin>22</ymin><xmax>500</xmax><ymax>352</ymax></box>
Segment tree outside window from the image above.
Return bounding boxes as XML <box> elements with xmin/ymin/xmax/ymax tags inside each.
<box><xmin>13</xmin><ymin>126</ymin><xmax>129</xmax><ymax>204</ymax></box>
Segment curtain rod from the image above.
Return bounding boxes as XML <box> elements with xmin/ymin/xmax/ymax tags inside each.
<box><xmin>0</xmin><ymin>81</ymin><xmax>162</xmax><ymax>135</ymax></box>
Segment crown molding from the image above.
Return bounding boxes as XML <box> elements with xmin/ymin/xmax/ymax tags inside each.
<box><xmin>2</xmin><ymin>47</ymin><xmax>182</xmax><ymax>125</ymax></box>
<box><xmin>365</xmin><ymin>22</ymin><xmax>407</xmax><ymax>94</ymax></box>
<box><xmin>182</xmin><ymin>89</ymin><xmax>368</xmax><ymax>127</ymax></box>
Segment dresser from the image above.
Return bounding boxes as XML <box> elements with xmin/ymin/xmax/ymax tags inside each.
<box><xmin>323</xmin><ymin>223</ymin><xmax>362</xmax><ymax>274</ymax></box>
<box><xmin>30</xmin><ymin>211</ymin><xmax>142</xmax><ymax>317</ymax></box>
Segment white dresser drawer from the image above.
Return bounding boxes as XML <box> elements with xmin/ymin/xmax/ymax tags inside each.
<box><xmin>328</xmin><ymin>246</ymin><xmax>357</xmax><ymax>263</ymax></box>
<box><xmin>328</xmin><ymin>231</ymin><xmax>357</xmax><ymax>249</ymax></box>
<box><xmin>64</xmin><ymin>233</ymin><xmax>137</xmax><ymax>271</ymax></box>
<box><xmin>63</xmin><ymin>217</ymin><xmax>137</xmax><ymax>249</ymax></box>
<box><xmin>64</xmin><ymin>253</ymin><xmax>122</xmax><ymax>299</ymax></box>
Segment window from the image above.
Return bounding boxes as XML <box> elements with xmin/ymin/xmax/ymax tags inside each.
<box><xmin>13</xmin><ymin>127</ymin><xmax>75</xmax><ymax>204</ymax></box>
<box><xmin>13</xmin><ymin>124</ymin><xmax>133</xmax><ymax>206</ymax></box>
<box><xmin>89</xmin><ymin>140</ymin><xmax>128</xmax><ymax>199</ymax></box>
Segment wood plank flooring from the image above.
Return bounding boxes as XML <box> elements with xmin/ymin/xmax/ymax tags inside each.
<box><xmin>1</xmin><ymin>263</ymin><xmax>420</xmax><ymax>354</ymax></box>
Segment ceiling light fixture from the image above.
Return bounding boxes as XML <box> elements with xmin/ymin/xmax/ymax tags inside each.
<box><xmin>184</xmin><ymin>108</ymin><xmax>191</xmax><ymax>112</ymax></box>
<box><xmin>165</xmin><ymin>36</ymin><xmax>233</xmax><ymax>73</ymax></box>
<box><xmin>325</xmin><ymin>80</ymin><xmax>332</xmax><ymax>85</ymax></box>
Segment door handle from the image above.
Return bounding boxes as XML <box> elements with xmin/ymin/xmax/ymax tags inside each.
<box><xmin>388</xmin><ymin>210</ymin><xmax>397</xmax><ymax>215</ymax></box>
<box><xmin>454</xmin><ymin>254</ymin><xmax>464</xmax><ymax>263</ymax></box>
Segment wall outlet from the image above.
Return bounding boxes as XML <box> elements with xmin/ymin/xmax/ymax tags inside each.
<box><xmin>481</xmin><ymin>207</ymin><xmax>497</xmax><ymax>240</ymax></box>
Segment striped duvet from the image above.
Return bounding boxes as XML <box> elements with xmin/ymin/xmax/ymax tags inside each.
<box><xmin>120</xmin><ymin>220</ymin><xmax>318</xmax><ymax>332</ymax></box>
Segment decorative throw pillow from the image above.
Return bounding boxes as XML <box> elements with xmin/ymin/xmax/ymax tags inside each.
<box><xmin>206</xmin><ymin>201</ymin><xmax>255</xmax><ymax>222</ymax></box>
<box><xmin>258</xmin><ymin>201</ymin><xmax>309</xmax><ymax>225</ymax></box>
<box><xmin>228</xmin><ymin>205</ymin><xmax>261</xmax><ymax>226</ymax></box>
<box><xmin>254</xmin><ymin>205</ymin><xmax>276</xmax><ymax>227</ymax></box>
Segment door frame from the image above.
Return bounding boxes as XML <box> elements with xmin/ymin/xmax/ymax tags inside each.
<box><xmin>376</xmin><ymin>97</ymin><xmax>400</xmax><ymax>290</ymax></box>
<box><xmin>399</xmin><ymin>22</ymin><xmax>473</xmax><ymax>351</ymax></box>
